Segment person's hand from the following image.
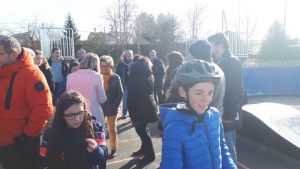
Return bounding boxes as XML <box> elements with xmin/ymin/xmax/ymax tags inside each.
<box><xmin>85</xmin><ymin>138</ymin><xmax>97</xmax><ymax>153</ymax></box>
<box><xmin>222</xmin><ymin>119</ymin><xmax>233</xmax><ymax>123</ymax></box>
<box><xmin>13</xmin><ymin>133</ymin><xmax>32</xmax><ymax>143</ymax></box>
<box><xmin>159</xmin><ymin>131</ymin><xmax>163</xmax><ymax>137</ymax></box>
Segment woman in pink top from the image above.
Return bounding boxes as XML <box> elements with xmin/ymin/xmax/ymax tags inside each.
<box><xmin>67</xmin><ymin>53</ymin><xmax>107</xmax><ymax>132</ymax></box>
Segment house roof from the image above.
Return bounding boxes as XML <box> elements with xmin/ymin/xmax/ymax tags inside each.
<box><xmin>88</xmin><ymin>31</ymin><xmax>151</xmax><ymax>45</ymax></box>
<box><xmin>12</xmin><ymin>32</ymin><xmax>31</xmax><ymax>39</ymax></box>
<box><xmin>132</xmin><ymin>37</ymin><xmax>151</xmax><ymax>45</ymax></box>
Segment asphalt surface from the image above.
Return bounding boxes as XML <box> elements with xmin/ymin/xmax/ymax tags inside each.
<box><xmin>105</xmin><ymin>114</ymin><xmax>300</xmax><ymax>169</ymax></box>
<box><xmin>1</xmin><ymin>113</ymin><xmax>299</xmax><ymax>169</ymax></box>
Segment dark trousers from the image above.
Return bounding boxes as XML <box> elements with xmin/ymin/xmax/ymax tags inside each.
<box><xmin>53</xmin><ymin>82</ymin><xmax>60</xmax><ymax>106</ymax></box>
<box><xmin>0</xmin><ymin>136</ymin><xmax>40</xmax><ymax>169</ymax></box>
<box><xmin>154</xmin><ymin>81</ymin><xmax>163</xmax><ymax>105</ymax></box>
<box><xmin>134</xmin><ymin>122</ymin><xmax>155</xmax><ymax>157</ymax></box>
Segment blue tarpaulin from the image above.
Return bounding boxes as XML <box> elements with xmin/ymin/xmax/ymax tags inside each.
<box><xmin>243</xmin><ymin>67</ymin><xmax>300</xmax><ymax>96</ymax></box>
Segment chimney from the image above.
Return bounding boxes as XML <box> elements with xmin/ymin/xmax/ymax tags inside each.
<box><xmin>94</xmin><ymin>28</ymin><xmax>96</xmax><ymax>32</ymax></box>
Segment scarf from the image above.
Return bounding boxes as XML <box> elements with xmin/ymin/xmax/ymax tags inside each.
<box><xmin>101</xmin><ymin>70</ymin><xmax>112</xmax><ymax>92</ymax></box>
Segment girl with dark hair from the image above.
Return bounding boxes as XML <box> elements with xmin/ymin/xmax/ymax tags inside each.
<box><xmin>127</xmin><ymin>55</ymin><xmax>159</xmax><ymax>163</ymax></box>
<box><xmin>163</xmin><ymin>51</ymin><xmax>184</xmax><ymax>102</ymax></box>
<box><xmin>38</xmin><ymin>91</ymin><xmax>108</xmax><ymax>169</ymax></box>
<box><xmin>34</xmin><ymin>50</ymin><xmax>55</xmax><ymax>96</ymax></box>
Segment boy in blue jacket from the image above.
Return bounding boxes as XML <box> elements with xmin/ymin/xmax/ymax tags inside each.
<box><xmin>160</xmin><ymin>59</ymin><xmax>237</xmax><ymax>169</ymax></box>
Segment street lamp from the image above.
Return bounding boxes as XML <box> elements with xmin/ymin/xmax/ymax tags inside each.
<box><xmin>282</xmin><ymin>0</ymin><xmax>287</xmax><ymax>66</ymax></box>
<box><xmin>238</xmin><ymin>0</ymin><xmax>241</xmax><ymax>33</ymax></box>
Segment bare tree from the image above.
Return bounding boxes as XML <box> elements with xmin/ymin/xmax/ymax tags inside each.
<box><xmin>233</xmin><ymin>9</ymin><xmax>259</xmax><ymax>39</ymax></box>
<box><xmin>0</xmin><ymin>26</ymin><xmax>4</xmax><ymax>36</ymax></box>
<box><xmin>233</xmin><ymin>8</ymin><xmax>259</xmax><ymax>54</ymax></box>
<box><xmin>185</xmin><ymin>0</ymin><xmax>208</xmax><ymax>40</ymax></box>
<box><xmin>105</xmin><ymin>0</ymin><xmax>138</xmax><ymax>55</ymax></box>
<box><xmin>1</xmin><ymin>14</ymin><xmax>54</xmax><ymax>49</ymax></box>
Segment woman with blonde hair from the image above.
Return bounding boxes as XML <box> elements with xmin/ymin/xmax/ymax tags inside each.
<box><xmin>100</xmin><ymin>55</ymin><xmax>123</xmax><ymax>158</ymax></box>
<box><xmin>67</xmin><ymin>53</ymin><xmax>107</xmax><ymax>132</ymax></box>
<box><xmin>34</xmin><ymin>49</ymin><xmax>55</xmax><ymax>96</ymax></box>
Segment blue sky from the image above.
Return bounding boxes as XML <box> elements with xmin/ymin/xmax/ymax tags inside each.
<box><xmin>1</xmin><ymin>0</ymin><xmax>299</xmax><ymax>40</ymax></box>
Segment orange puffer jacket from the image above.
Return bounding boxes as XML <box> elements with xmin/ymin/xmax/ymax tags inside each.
<box><xmin>0</xmin><ymin>48</ymin><xmax>53</xmax><ymax>146</ymax></box>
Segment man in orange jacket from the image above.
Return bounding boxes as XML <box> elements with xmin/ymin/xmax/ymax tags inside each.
<box><xmin>0</xmin><ymin>36</ymin><xmax>53</xmax><ymax>169</ymax></box>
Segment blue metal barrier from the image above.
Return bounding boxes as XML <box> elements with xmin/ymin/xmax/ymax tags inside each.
<box><xmin>243</xmin><ymin>67</ymin><xmax>300</xmax><ymax>96</ymax></box>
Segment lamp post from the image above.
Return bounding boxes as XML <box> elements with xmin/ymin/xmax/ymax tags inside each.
<box><xmin>238</xmin><ymin>0</ymin><xmax>241</xmax><ymax>33</ymax></box>
<box><xmin>282</xmin><ymin>0</ymin><xmax>287</xmax><ymax>66</ymax></box>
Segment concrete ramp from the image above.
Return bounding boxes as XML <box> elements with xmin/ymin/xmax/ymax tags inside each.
<box><xmin>239</xmin><ymin>103</ymin><xmax>300</xmax><ymax>160</ymax></box>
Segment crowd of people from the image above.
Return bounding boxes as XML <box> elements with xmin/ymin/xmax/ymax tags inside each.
<box><xmin>0</xmin><ymin>31</ymin><xmax>244</xmax><ymax>169</ymax></box>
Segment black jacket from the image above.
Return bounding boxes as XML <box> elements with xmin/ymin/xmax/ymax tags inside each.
<box><xmin>127</xmin><ymin>63</ymin><xmax>159</xmax><ymax>123</ymax></box>
<box><xmin>38</xmin><ymin>66</ymin><xmax>55</xmax><ymax>95</ymax></box>
<box><xmin>152</xmin><ymin>58</ymin><xmax>165</xmax><ymax>85</ymax></box>
<box><xmin>215</xmin><ymin>50</ymin><xmax>244</xmax><ymax>131</ymax></box>
<box><xmin>102</xmin><ymin>74</ymin><xmax>124</xmax><ymax>116</ymax></box>
<box><xmin>48</xmin><ymin>56</ymin><xmax>69</xmax><ymax>77</ymax></box>
<box><xmin>115</xmin><ymin>59</ymin><xmax>131</xmax><ymax>87</ymax></box>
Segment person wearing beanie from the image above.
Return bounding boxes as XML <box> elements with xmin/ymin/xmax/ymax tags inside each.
<box><xmin>189</xmin><ymin>39</ymin><xmax>225</xmax><ymax>116</ymax></box>
<box><xmin>57</xmin><ymin>60</ymin><xmax>80</xmax><ymax>98</ymax></box>
<box><xmin>189</xmin><ymin>40</ymin><xmax>213</xmax><ymax>62</ymax></box>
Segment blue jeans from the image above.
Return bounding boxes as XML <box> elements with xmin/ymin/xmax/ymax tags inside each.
<box><xmin>122</xmin><ymin>85</ymin><xmax>128</xmax><ymax>116</ymax></box>
<box><xmin>224</xmin><ymin>130</ymin><xmax>237</xmax><ymax>164</ymax></box>
<box><xmin>53</xmin><ymin>82</ymin><xmax>60</xmax><ymax>106</ymax></box>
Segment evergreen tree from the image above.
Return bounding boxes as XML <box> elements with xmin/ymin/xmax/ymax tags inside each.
<box><xmin>64</xmin><ymin>13</ymin><xmax>81</xmax><ymax>44</ymax></box>
<box><xmin>260</xmin><ymin>20</ymin><xmax>288</xmax><ymax>60</ymax></box>
<box><xmin>134</xmin><ymin>12</ymin><xmax>156</xmax><ymax>43</ymax></box>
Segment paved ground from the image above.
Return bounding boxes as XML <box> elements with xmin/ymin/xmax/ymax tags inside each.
<box><xmin>1</xmin><ymin>113</ymin><xmax>299</xmax><ymax>169</ymax></box>
<box><xmin>105</xmin><ymin>114</ymin><xmax>300</xmax><ymax>169</ymax></box>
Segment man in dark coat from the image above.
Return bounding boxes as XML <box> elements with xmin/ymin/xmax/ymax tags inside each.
<box><xmin>208</xmin><ymin>32</ymin><xmax>244</xmax><ymax>164</ymax></box>
<box><xmin>149</xmin><ymin>50</ymin><xmax>165</xmax><ymax>105</ymax></box>
<box><xmin>116</xmin><ymin>50</ymin><xmax>133</xmax><ymax>119</ymax></box>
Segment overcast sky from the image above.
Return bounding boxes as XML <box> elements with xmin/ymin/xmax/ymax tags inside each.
<box><xmin>0</xmin><ymin>0</ymin><xmax>299</xmax><ymax>40</ymax></box>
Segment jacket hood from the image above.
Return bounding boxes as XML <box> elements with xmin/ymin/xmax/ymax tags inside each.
<box><xmin>0</xmin><ymin>48</ymin><xmax>33</xmax><ymax>76</ymax></box>
<box><xmin>159</xmin><ymin>103</ymin><xmax>195</xmax><ymax>128</ymax></box>
<box><xmin>159</xmin><ymin>103</ymin><xmax>218</xmax><ymax>135</ymax></box>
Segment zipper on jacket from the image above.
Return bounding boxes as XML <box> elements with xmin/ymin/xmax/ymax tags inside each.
<box><xmin>203</xmin><ymin>122</ymin><xmax>215</xmax><ymax>169</ymax></box>
<box><xmin>5</xmin><ymin>72</ymin><xmax>18</xmax><ymax>109</ymax></box>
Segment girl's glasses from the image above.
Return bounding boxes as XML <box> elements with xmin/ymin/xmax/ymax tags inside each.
<box><xmin>64</xmin><ymin>111</ymin><xmax>86</xmax><ymax>120</ymax></box>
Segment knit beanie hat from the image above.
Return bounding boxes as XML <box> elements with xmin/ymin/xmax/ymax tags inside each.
<box><xmin>189</xmin><ymin>40</ymin><xmax>212</xmax><ymax>62</ymax></box>
<box><xmin>69</xmin><ymin>61</ymin><xmax>80</xmax><ymax>70</ymax></box>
